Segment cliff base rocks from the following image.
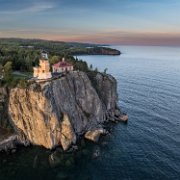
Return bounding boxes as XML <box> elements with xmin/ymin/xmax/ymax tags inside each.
<box><xmin>84</xmin><ymin>129</ymin><xmax>106</xmax><ymax>142</ymax></box>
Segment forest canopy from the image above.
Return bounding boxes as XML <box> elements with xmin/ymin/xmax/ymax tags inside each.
<box><xmin>0</xmin><ymin>38</ymin><xmax>120</xmax><ymax>72</ymax></box>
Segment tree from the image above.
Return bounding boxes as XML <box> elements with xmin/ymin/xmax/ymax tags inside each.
<box><xmin>89</xmin><ymin>64</ymin><xmax>93</xmax><ymax>70</ymax></box>
<box><xmin>25</xmin><ymin>55</ymin><xmax>33</xmax><ymax>72</ymax></box>
<box><xmin>49</xmin><ymin>55</ymin><xmax>59</xmax><ymax>65</ymax></box>
<box><xmin>0</xmin><ymin>64</ymin><xmax>3</xmax><ymax>80</ymax></box>
<box><xmin>94</xmin><ymin>67</ymin><xmax>98</xmax><ymax>72</ymax></box>
<box><xmin>0</xmin><ymin>64</ymin><xmax>3</xmax><ymax>74</ymax></box>
<box><xmin>3</xmin><ymin>61</ymin><xmax>12</xmax><ymax>82</ymax></box>
<box><xmin>104</xmin><ymin>68</ymin><xmax>108</xmax><ymax>74</ymax></box>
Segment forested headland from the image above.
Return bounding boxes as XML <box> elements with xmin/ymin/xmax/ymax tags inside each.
<box><xmin>0</xmin><ymin>38</ymin><xmax>120</xmax><ymax>87</ymax></box>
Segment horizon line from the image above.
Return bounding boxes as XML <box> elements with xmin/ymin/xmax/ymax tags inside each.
<box><xmin>1</xmin><ymin>37</ymin><xmax>180</xmax><ymax>47</ymax></box>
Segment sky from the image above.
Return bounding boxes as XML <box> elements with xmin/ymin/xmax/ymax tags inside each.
<box><xmin>0</xmin><ymin>0</ymin><xmax>180</xmax><ymax>45</ymax></box>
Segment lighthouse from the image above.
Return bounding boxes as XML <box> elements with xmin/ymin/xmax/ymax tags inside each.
<box><xmin>33</xmin><ymin>51</ymin><xmax>52</xmax><ymax>80</ymax></box>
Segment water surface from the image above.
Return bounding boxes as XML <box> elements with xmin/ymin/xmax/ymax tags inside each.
<box><xmin>1</xmin><ymin>45</ymin><xmax>180</xmax><ymax>180</ymax></box>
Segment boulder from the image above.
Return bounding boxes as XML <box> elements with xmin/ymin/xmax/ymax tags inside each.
<box><xmin>118</xmin><ymin>114</ymin><xmax>128</xmax><ymax>122</ymax></box>
<box><xmin>0</xmin><ymin>130</ymin><xmax>19</xmax><ymax>152</ymax></box>
<box><xmin>84</xmin><ymin>129</ymin><xmax>105</xmax><ymax>142</ymax></box>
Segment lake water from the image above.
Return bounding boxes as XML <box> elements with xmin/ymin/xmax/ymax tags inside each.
<box><xmin>1</xmin><ymin>46</ymin><xmax>180</xmax><ymax>180</ymax></box>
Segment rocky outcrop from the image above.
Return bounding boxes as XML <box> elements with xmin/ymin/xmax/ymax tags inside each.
<box><xmin>84</xmin><ymin>129</ymin><xmax>106</xmax><ymax>142</ymax></box>
<box><xmin>0</xmin><ymin>136</ymin><xmax>30</xmax><ymax>153</ymax></box>
<box><xmin>0</xmin><ymin>127</ymin><xmax>27</xmax><ymax>153</ymax></box>
<box><xmin>0</xmin><ymin>134</ymin><xmax>19</xmax><ymax>152</ymax></box>
<box><xmin>95</xmin><ymin>73</ymin><xmax>122</xmax><ymax>120</ymax></box>
<box><xmin>118</xmin><ymin>114</ymin><xmax>128</xmax><ymax>122</ymax></box>
<box><xmin>1</xmin><ymin>71</ymin><xmax>121</xmax><ymax>151</ymax></box>
<box><xmin>60</xmin><ymin>114</ymin><xmax>76</xmax><ymax>151</ymax></box>
<box><xmin>95</xmin><ymin>73</ymin><xmax>118</xmax><ymax>111</ymax></box>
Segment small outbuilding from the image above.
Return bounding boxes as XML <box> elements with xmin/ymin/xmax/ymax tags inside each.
<box><xmin>52</xmin><ymin>58</ymin><xmax>74</xmax><ymax>73</ymax></box>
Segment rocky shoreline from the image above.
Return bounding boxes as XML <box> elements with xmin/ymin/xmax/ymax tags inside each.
<box><xmin>0</xmin><ymin>71</ymin><xmax>127</xmax><ymax>153</ymax></box>
<box><xmin>0</xmin><ymin>128</ymin><xmax>20</xmax><ymax>153</ymax></box>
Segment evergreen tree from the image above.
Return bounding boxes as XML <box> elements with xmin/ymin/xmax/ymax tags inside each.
<box><xmin>3</xmin><ymin>61</ymin><xmax>12</xmax><ymax>82</ymax></box>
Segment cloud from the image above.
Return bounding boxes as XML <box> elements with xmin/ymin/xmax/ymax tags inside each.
<box><xmin>0</xmin><ymin>2</ymin><xmax>55</xmax><ymax>14</ymax></box>
<box><xmin>25</xmin><ymin>2</ymin><xmax>55</xmax><ymax>13</ymax></box>
<box><xmin>1</xmin><ymin>28</ymin><xmax>180</xmax><ymax>46</ymax></box>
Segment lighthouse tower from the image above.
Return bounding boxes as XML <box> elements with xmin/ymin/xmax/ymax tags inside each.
<box><xmin>41</xmin><ymin>50</ymin><xmax>48</xmax><ymax>59</ymax></box>
<box><xmin>33</xmin><ymin>51</ymin><xmax>52</xmax><ymax>80</ymax></box>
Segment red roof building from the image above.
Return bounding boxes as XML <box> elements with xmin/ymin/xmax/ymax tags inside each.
<box><xmin>52</xmin><ymin>58</ymin><xmax>74</xmax><ymax>73</ymax></box>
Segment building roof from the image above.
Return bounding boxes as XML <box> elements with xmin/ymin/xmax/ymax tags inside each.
<box><xmin>52</xmin><ymin>61</ymin><xmax>73</xmax><ymax>68</ymax></box>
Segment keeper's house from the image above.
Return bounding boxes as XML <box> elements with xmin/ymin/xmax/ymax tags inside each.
<box><xmin>52</xmin><ymin>58</ymin><xmax>74</xmax><ymax>73</ymax></box>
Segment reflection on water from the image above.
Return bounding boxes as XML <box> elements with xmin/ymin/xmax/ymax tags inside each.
<box><xmin>1</xmin><ymin>46</ymin><xmax>180</xmax><ymax>180</ymax></box>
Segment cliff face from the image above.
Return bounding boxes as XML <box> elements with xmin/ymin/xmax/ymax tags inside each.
<box><xmin>3</xmin><ymin>71</ymin><xmax>120</xmax><ymax>150</ymax></box>
<box><xmin>95</xmin><ymin>73</ymin><xmax>118</xmax><ymax>111</ymax></box>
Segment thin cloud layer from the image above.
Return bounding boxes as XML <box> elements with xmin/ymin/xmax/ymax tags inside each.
<box><xmin>0</xmin><ymin>2</ymin><xmax>55</xmax><ymax>14</ymax></box>
<box><xmin>0</xmin><ymin>0</ymin><xmax>180</xmax><ymax>45</ymax></box>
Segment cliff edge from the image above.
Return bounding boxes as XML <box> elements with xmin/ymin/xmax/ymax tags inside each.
<box><xmin>0</xmin><ymin>71</ymin><xmax>123</xmax><ymax>151</ymax></box>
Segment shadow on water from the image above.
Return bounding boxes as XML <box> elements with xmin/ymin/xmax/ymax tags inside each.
<box><xmin>0</xmin><ymin>114</ymin><xmax>129</xmax><ymax>180</ymax></box>
<box><xmin>0</xmin><ymin>129</ymin><xmax>125</xmax><ymax>180</ymax></box>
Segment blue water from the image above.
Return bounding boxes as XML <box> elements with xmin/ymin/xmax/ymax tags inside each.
<box><xmin>1</xmin><ymin>46</ymin><xmax>180</xmax><ymax>180</ymax></box>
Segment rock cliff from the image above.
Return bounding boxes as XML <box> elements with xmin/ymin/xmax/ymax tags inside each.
<box><xmin>1</xmin><ymin>71</ymin><xmax>122</xmax><ymax>151</ymax></box>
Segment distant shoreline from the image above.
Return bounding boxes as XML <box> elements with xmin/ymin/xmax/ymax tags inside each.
<box><xmin>0</xmin><ymin>38</ymin><xmax>121</xmax><ymax>56</ymax></box>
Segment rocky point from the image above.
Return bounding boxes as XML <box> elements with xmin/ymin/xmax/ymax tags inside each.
<box><xmin>0</xmin><ymin>71</ymin><xmax>126</xmax><ymax>151</ymax></box>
